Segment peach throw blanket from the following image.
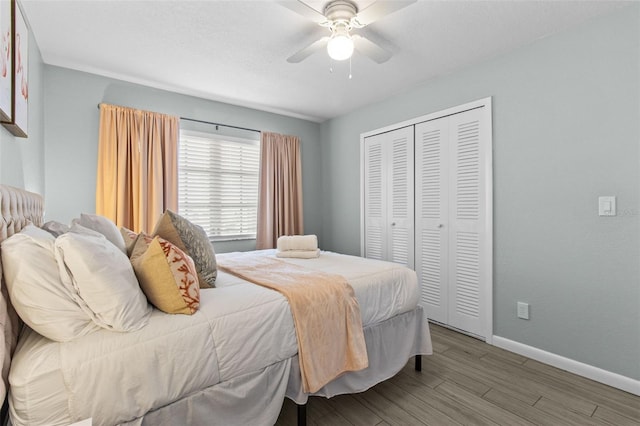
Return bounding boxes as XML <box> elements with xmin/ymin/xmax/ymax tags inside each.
<box><xmin>217</xmin><ymin>252</ymin><xmax>368</xmax><ymax>393</ymax></box>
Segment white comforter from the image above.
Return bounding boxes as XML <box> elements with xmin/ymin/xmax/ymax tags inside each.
<box><xmin>260</xmin><ymin>250</ymin><xmax>419</xmax><ymax>325</ymax></box>
<box><xmin>9</xmin><ymin>250</ymin><xmax>419</xmax><ymax>425</ymax></box>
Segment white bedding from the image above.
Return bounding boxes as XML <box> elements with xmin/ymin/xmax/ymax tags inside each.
<box><xmin>217</xmin><ymin>250</ymin><xmax>420</xmax><ymax>325</ymax></box>
<box><xmin>9</xmin><ymin>250</ymin><xmax>421</xmax><ymax>425</ymax></box>
<box><xmin>10</xmin><ymin>282</ymin><xmax>297</xmax><ymax>425</ymax></box>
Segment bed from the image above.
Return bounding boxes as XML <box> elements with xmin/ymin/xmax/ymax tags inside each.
<box><xmin>0</xmin><ymin>184</ymin><xmax>432</xmax><ymax>425</ymax></box>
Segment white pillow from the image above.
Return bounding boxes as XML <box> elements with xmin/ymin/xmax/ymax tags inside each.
<box><xmin>1</xmin><ymin>225</ymin><xmax>100</xmax><ymax>342</ymax></box>
<box><xmin>73</xmin><ymin>213</ymin><xmax>126</xmax><ymax>254</ymax></box>
<box><xmin>54</xmin><ymin>228</ymin><xmax>151</xmax><ymax>332</ymax></box>
<box><xmin>68</xmin><ymin>222</ymin><xmax>107</xmax><ymax>239</ymax></box>
<box><xmin>19</xmin><ymin>223</ymin><xmax>55</xmax><ymax>241</ymax></box>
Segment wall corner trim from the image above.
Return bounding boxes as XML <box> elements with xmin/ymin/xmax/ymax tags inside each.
<box><xmin>492</xmin><ymin>335</ymin><xmax>640</xmax><ymax>396</ymax></box>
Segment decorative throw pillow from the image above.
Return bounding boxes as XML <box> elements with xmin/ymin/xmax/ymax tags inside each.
<box><xmin>152</xmin><ymin>210</ymin><xmax>217</xmax><ymax>288</ymax></box>
<box><xmin>1</xmin><ymin>225</ymin><xmax>100</xmax><ymax>342</ymax></box>
<box><xmin>54</xmin><ymin>228</ymin><xmax>151</xmax><ymax>332</ymax></box>
<box><xmin>130</xmin><ymin>235</ymin><xmax>200</xmax><ymax>315</ymax></box>
<box><xmin>120</xmin><ymin>226</ymin><xmax>138</xmax><ymax>257</ymax></box>
<box><xmin>73</xmin><ymin>213</ymin><xmax>126</xmax><ymax>254</ymax></box>
<box><xmin>41</xmin><ymin>220</ymin><xmax>70</xmax><ymax>237</ymax></box>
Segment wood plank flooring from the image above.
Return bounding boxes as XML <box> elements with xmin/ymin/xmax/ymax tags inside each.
<box><xmin>275</xmin><ymin>323</ymin><xmax>639</xmax><ymax>425</ymax></box>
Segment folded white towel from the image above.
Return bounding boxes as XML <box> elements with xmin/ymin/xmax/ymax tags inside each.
<box><xmin>277</xmin><ymin>235</ymin><xmax>318</xmax><ymax>252</ymax></box>
<box><xmin>275</xmin><ymin>249</ymin><xmax>320</xmax><ymax>259</ymax></box>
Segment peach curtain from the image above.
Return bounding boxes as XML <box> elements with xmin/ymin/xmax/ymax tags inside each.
<box><xmin>256</xmin><ymin>131</ymin><xmax>304</xmax><ymax>249</ymax></box>
<box><xmin>96</xmin><ymin>104</ymin><xmax>178</xmax><ymax>233</ymax></box>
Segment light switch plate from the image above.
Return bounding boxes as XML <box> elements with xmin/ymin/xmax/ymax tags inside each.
<box><xmin>517</xmin><ymin>302</ymin><xmax>529</xmax><ymax>320</ymax></box>
<box><xmin>598</xmin><ymin>196</ymin><xmax>616</xmax><ymax>216</ymax></box>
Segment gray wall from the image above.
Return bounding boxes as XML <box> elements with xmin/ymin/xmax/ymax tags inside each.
<box><xmin>320</xmin><ymin>5</ymin><xmax>639</xmax><ymax>380</ymax></box>
<box><xmin>43</xmin><ymin>66</ymin><xmax>322</xmax><ymax>253</ymax></box>
<box><xmin>0</xmin><ymin>25</ymin><xmax>45</xmax><ymax>194</ymax></box>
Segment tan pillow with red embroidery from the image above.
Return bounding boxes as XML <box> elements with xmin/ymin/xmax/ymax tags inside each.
<box><xmin>130</xmin><ymin>234</ymin><xmax>200</xmax><ymax>315</ymax></box>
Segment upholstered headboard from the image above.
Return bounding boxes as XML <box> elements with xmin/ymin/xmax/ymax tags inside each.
<box><xmin>0</xmin><ymin>185</ymin><xmax>44</xmax><ymax>408</ymax></box>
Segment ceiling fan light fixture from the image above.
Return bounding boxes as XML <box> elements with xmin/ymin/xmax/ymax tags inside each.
<box><xmin>327</xmin><ymin>26</ymin><xmax>354</xmax><ymax>61</ymax></box>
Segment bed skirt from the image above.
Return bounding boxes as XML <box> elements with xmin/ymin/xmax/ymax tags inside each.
<box><xmin>285</xmin><ymin>305</ymin><xmax>431</xmax><ymax>404</ymax></box>
<box><xmin>120</xmin><ymin>306</ymin><xmax>430</xmax><ymax>425</ymax></box>
<box><xmin>120</xmin><ymin>358</ymin><xmax>292</xmax><ymax>426</ymax></box>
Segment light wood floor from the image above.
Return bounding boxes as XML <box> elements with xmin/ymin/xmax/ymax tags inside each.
<box><xmin>276</xmin><ymin>323</ymin><xmax>639</xmax><ymax>425</ymax></box>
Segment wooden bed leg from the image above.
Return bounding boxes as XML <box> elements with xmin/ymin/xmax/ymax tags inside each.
<box><xmin>415</xmin><ymin>354</ymin><xmax>422</xmax><ymax>371</ymax></box>
<box><xmin>297</xmin><ymin>403</ymin><xmax>307</xmax><ymax>426</ymax></box>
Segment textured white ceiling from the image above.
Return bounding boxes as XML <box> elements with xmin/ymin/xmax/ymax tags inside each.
<box><xmin>21</xmin><ymin>0</ymin><xmax>627</xmax><ymax>122</ymax></box>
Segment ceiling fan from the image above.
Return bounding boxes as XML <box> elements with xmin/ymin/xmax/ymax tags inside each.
<box><xmin>280</xmin><ymin>0</ymin><xmax>417</xmax><ymax>64</ymax></box>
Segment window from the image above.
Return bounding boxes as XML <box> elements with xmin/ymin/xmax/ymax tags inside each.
<box><xmin>178</xmin><ymin>130</ymin><xmax>260</xmax><ymax>241</ymax></box>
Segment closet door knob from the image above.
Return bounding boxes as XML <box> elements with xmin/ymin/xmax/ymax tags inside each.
<box><xmin>391</xmin><ymin>222</ymin><xmax>396</xmax><ymax>226</ymax></box>
<box><xmin>438</xmin><ymin>224</ymin><xmax>444</xmax><ymax>228</ymax></box>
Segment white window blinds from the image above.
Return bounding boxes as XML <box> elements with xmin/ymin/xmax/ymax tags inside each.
<box><xmin>178</xmin><ymin>130</ymin><xmax>260</xmax><ymax>241</ymax></box>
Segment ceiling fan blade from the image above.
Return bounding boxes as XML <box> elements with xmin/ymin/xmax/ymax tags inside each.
<box><xmin>287</xmin><ymin>37</ymin><xmax>330</xmax><ymax>63</ymax></box>
<box><xmin>355</xmin><ymin>0</ymin><xmax>417</xmax><ymax>27</ymax></box>
<box><xmin>352</xmin><ymin>34</ymin><xmax>392</xmax><ymax>64</ymax></box>
<box><xmin>277</xmin><ymin>1</ymin><xmax>328</xmax><ymax>24</ymax></box>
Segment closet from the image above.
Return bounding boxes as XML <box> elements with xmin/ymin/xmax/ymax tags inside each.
<box><xmin>363</xmin><ymin>126</ymin><xmax>414</xmax><ymax>268</ymax></box>
<box><xmin>361</xmin><ymin>98</ymin><xmax>492</xmax><ymax>340</ymax></box>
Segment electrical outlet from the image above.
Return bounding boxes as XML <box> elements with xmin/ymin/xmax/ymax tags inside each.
<box><xmin>598</xmin><ymin>196</ymin><xmax>616</xmax><ymax>216</ymax></box>
<box><xmin>517</xmin><ymin>302</ymin><xmax>529</xmax><ymax>320</ymax></box>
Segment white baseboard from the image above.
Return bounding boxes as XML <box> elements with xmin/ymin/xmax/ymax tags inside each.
<box><xmin>492</xmin><ymin>335</ymin><xmax>640</xmax><ymax>396</ymax></box>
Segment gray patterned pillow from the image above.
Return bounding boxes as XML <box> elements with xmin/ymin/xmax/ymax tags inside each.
<box><xmin>41</xmin><ymin>220</ymin><xmax>70</xmax><ymax>237</ymax></box>
<box><xmin>152</xmin><ymin>210</ymin><xmax>217</xmax><ymax>288</ymax></box>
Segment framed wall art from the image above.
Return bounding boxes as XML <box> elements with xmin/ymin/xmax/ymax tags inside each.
<box><xmin>2</xmin><ymin>0</ymin><xmax>27</xmax><ymax>138</ymax></box>
<box><xmin>0</xmin><ymin>0</ymin><xmax>12</xmax><ymax>122</ymax></box>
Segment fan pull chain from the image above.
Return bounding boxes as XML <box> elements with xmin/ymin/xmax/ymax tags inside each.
<box><xmin>349</xmin><ymin>56</ymin><xmax>352</xmax><ymax>79</ymax></box>
<box><xmin>327</xmin><ymin>58</ymin><xmax>353</xmax><ymax>79</ymax></box>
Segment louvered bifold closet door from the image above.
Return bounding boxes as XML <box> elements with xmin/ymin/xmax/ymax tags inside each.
<box><xmin>387</xmin><ymin>127</ymin><xmax>414</xmax><ymax>268</ymax></box>
<box><xmin>415</xmin><ymin>120</ymin><xmax>448</xmax><ymax>324</ymax></box>
<box><xmin>364</xmin><ymin>134</ymin><xmax>386</xmax><ymax>260</ymax></box>
<box><xmin>447</xmin><ymin>108</ymin><xmax>487</xmax><ymax>337</ymax></box>
<box><xmin>364</xmin><ymin>100</ymin><xmax>491</xmax><ymax>339</ymax></box>
<box><xmin>364</xmin><ymin>127</ymin><xmax>414</xmax><ymax>267</ymax></box>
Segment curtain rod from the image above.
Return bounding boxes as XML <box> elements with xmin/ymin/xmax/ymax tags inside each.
<box><xmin>96</xmin><ymin>103</ymin><xmax>261</xmax><ymax>134</ymax></box>
<box><xmin>179</xmin><ymin>117</ymin><xmax>261</xmax><ymax>134</ymax></box>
